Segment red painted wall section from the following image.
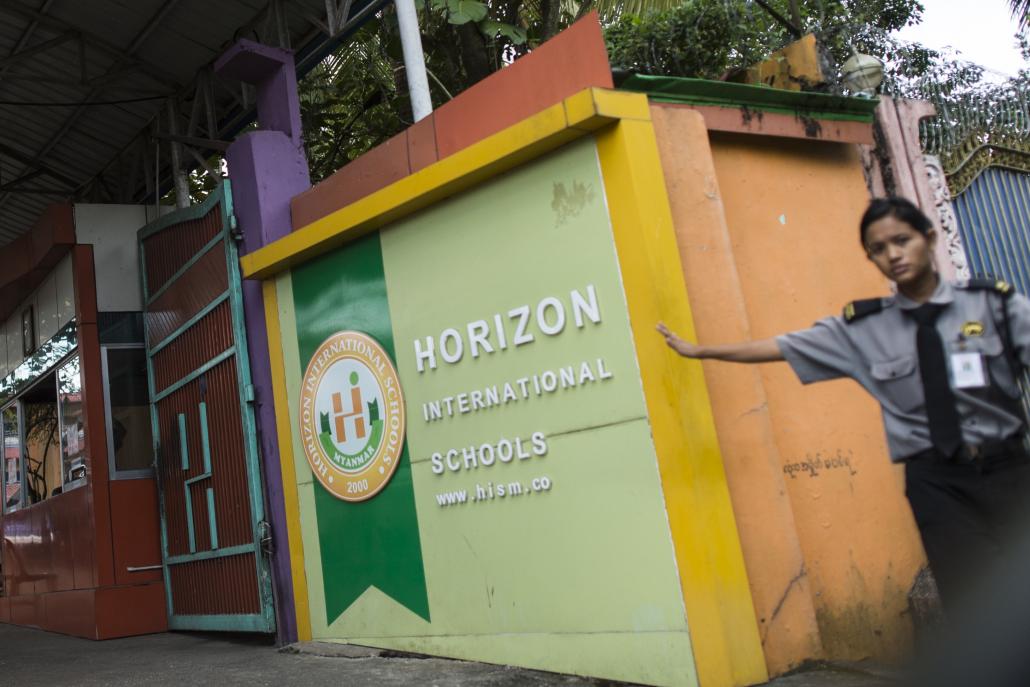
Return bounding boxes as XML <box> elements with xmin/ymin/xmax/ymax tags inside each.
<box><xmin>44</xmin><ymin>589</ymin><xmax>97</xmax><ymax>638</ymax></box>
<box><xmin>73</xmin><ymin>245</ymin><xmax>115</xmax><ymax>590</ymax></box>
<box><xmin>0</xmin><ymin>203</ymin><xmax>75</xmax><ymax>325</ymax></box>
<box><xmin>289</xmin><ymin>12</ymin><xmax>612</xmax><ymax>230</ymax></box>
<box><xmin>110</xmin><ymin>480</ymin><xmax>163</xmax><ymax>587</ymax></box>
<box><xmin>430</xmin><ymin>13</ymin><xmax>612</xmax><ymax>158</ymax></box>
<box><xmin>96</xmin><ymin>581</ymin><xmax>167</xmax><ymax>638</ymax></box>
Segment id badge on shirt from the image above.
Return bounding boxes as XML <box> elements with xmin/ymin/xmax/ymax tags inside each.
<box><xmin>950</xmin><ymin>351</ymin><xmax>988</xmax><ymax>389</ymax></box>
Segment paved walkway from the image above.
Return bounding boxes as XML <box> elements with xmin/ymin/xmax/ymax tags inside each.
<box><xmin>0</xmin><ymin>624</ymin><xmax>894</xmax><ymax>687</ymax></box>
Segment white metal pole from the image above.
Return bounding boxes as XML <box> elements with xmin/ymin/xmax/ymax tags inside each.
<box><xmin>394</xmin><ymin>0</ymin><xmax>433</xmax><ymax>122</ymax></box>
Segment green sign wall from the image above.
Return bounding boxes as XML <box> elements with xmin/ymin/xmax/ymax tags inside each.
<box><xmin>273</xmin><ymin>139</ymin><xmax>697</xmax><ymax>685</ymax></box>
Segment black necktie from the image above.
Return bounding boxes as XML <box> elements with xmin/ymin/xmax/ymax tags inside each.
<box><xmin>907</xmin><ymin>303</ymin><xmax>963</xmax><ymax>457</ymax></box>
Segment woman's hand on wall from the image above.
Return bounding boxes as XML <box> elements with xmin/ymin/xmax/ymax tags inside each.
<box><xmin>656</xmin><ymin>322</ymin><xmax>784</xmax><ymax>364</ymax></box>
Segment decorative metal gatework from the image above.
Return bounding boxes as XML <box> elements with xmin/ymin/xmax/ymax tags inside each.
<box><xmin>138</xmin><ymin>183</ymin><xmax>275</xmax><ymax>632</ymax></box>
<box><xmin>918</xmin><ymin>81</ymin><xmax>1030</xmax><ymax>197</ymax></box>
<box><xmin>915</xmin><ymin>79</ymin><xmax>1030</xmax><ymax>421</ymax></box>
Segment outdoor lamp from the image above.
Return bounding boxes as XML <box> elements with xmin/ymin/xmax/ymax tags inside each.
<box><xmin>841</xmin><ymin>52</ymin><xmax>884</xmax><ymax>97</ymax></box>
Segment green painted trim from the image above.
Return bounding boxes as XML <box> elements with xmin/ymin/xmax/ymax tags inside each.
<box><xmin>167</xmin><ymin>613</ymin><xmax>273</xmax><ymax>633</ymax></box>
<box><xmin>151</xmin><ymin>347</ymin><xmax>236</xmax><ymax>403</ymax></box>
<box><xmin>178</xmin><ymin>413</ymin><xmax>189</xmax><ymax>471</ymax></box>
<box><xmin>618</xmin><ymin>74</ymin><xmax>879</xmax><ymax>122</ymax></box>
<box><xmin>146</xmin><ymin>231</ymin><xmax>226</xmax><ymax>306</ymax></box>
<box><xmin>199</xmin><ymin>401</ymin><xmax>212</xmax><ymax>473</ymax></box>
<box><xmin>137</xmin><ymin>182</ymin><xmax>227</xmax><ymax>241</ymax></box>
<box><xmin>182</xmin><ymin>401</ymin><xmax>216</xmax><ymax>554</ymax></box>
<box><xmin>185</xmin><ymin>480</ymin><xmax>197</xmax><ymax>553</ymax></box>
<box><xmin>221</xmin><ymin>180</ymin><xmax>277</xmax><ymax>632</ymax></box>
<box><xmin>165</xmin><ymin>543</ymin><xmax>256</xmax><ymax>565</ymax></box>
<box><xmin>148</xmin><ymin>291</ymin><xmax>231</xmax><ymax>356</ymax></box>
<box><xmin>207</xmin><ymin>486</ymin><xmax>219</xmax><ymax>550</ymax></box>
<box><xmin>142</xmin><ymin>239</ymin><xmax>175</xmax><ymax>616</ymax></box>
<box><xmin>140</xmin><ymin>229</ymin><xmax>153</xmax><ymax>302</ymax></box>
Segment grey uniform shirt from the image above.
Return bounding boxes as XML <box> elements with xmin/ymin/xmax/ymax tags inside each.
<box><xmin>776</xmin><ymin>280</ymin><xmax>1030</xmax><ymax>461</ymax></box>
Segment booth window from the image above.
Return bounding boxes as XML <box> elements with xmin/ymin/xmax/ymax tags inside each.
<box><xmin>103</xmin><ymin>346</ymin><xmax>154</xmax><ymax>477</ymax></box>
<box><xmin>2</xmin><ymin>404</ymin><xmax>22</xmax><ymax>512</ymax></box>
<box><xmin>0</xmin><ymin>323</ymin><xmax>82</xmax><ymax>510</ymax></box>
<box><xmin>58</xmin><ymin>357</ymin><xmax>86</xmax><ymax>488</ymax></box>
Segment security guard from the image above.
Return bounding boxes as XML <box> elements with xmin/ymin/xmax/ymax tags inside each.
<box><xmin>657</xmin><ymin>196</ymin><xmax>1030</xmax><ymax>608</ymax></box>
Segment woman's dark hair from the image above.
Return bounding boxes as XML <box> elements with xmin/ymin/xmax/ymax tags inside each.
<box><xmin>859</xmin><ymin>197</ymin><xmax>934</xmax><ymax>245</ymax></box>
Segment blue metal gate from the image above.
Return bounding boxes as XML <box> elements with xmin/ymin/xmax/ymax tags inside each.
<box><xmin>952</xmin><ymin>167</ymin><xmax>1030</xmax><ymax>422</ymax></box>
<box><xmin>953</xmin><ymin>168</ymin><xmax>1030</xmax><ymax>294</ymax></box>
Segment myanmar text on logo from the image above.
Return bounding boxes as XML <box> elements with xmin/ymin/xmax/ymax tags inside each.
<box><xmin>299</xmin><ymin>331</ymin><xmax>406</xmax><ymax>502</ymax></box>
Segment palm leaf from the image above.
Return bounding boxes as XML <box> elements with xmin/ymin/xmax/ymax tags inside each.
<box><xmin>1012</xmin><ymin>0</ymin><xmax>1029</xmax><ymax>29</ymax></box>
<box><xmin>589</xmin><ymin>0</ymin><xmax>689</xmax><ymax>20</ymax></box>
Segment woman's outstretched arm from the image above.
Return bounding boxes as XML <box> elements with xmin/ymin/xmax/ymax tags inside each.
<box><xmin>656</xmin><ymin>322</ymin><xmax>784</xmax><ymax>363</ymax></box>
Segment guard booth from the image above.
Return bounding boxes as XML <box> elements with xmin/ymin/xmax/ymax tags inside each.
<box><xmin>0</xmin><ymin>203</ymin><xmax>166</xmax><ymax>638</ymax></box>
<box><xmin>0</xmin><ymin>190</ymin><xmax>278</xmax><ymax>638</ymax></box>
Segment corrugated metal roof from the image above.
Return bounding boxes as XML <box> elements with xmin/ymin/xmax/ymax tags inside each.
<box><xmin>0</xmin><ymin>0</ymin><xmax>383</xmax><ymax>244</ymax></box>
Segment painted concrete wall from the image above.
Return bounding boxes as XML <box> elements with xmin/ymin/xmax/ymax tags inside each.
<box><xmin>652</xmin><ymin>105</ymin><xmax>926</xmax><ymax>672</ymax></box>
<box><xmin>250</xmin><ymin>84</ymin><xmax>769</xmax><ymax>685</ymax></box>
<box><xmin>859</xmin><ymin>98</ymin><xmax>959</xmax><ymax>281</ymax></box>
<box><xmin>73</xmin><ymin>204</ymin><xmax>152</xmax><ymax>313</ymax></box>
<box><xmin>273</xmin><ymin>138</ymin><xmax>702</xmax><ymax>686</ymax></box>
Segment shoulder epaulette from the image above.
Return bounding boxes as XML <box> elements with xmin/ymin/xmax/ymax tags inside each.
<box><xmin>959</xmin><ymin>277</ymin><xmax>1015</xmax><ymax>298</ymax></box>
<box><xmin>843</xmin><ymin>298</ymin><xmax>884</xmax><ymax>324</ymax></box>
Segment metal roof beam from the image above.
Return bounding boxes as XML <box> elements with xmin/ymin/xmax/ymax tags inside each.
<box><xmin>0</xmin><ymin>141</ymin><xmax>78</xmax><ymax>188</ymax></box>
<box><xmin>0</xmin><ymin>72</ymin><xmax>168</xmax><ymax>93</ymax></box>
<box><xmin>0</xmin><ymin>29</ymin><xmax>77</xmax><ymax>69</ymax></box>
<box><xmin>0</xmin><ymin>0</ymin><xmax>184</xmax><ymax>90</ymax></box>
<box><xmin>0</xmin><ymin>186</ymin><xmax>66</xmax><ymax>195</ymax></box>
<box><xmin>0</xmin><ymin>0</ymin><xmax>188</xmax><ymax>215</ymax></box>
<box><xmin>153</xmin><ymin>133</ymin><xmax>230</xmax><ymax>153</ymax></box>
<box><xmin>0</xmin><ymin>0</ymin><xmax>54</xmax><ymax>96</ymax></box>
<box><xmin>0</xmin><ymin>168</ymin><xmax>45</xmax><ymax>191</ymax></box>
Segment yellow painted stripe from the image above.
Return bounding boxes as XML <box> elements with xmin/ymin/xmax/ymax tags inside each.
<box><xmin>263</xmin><ymin>277</ymin><xmax>313</xmax><ymax>642</ymax></box>
<box><xmin>241</xmin><ymin>88</ymin><xmax>646</xmax><ymax>280</ymax></box>
<box><xmin>595</xmin><ymin>114</ymin><xmax>768</xmax><ymax>686</ymax></box>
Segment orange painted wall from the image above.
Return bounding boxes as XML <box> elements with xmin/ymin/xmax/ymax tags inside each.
<box><xmin>651</xmin><ymin>105</ymin><xmax>926</xmax><ymax>673</ymax></box>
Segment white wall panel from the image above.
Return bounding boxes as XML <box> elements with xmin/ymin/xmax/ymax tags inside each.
<box><xmin>73</xmin><ymin>204</ymin><xmax>148</xmax><ymax>312</ymax></box>
<box><xmin>0</xmin><ymin>317</ymin><xmax>8</xmax><ymax>381</ymax></box>
<box><xmin>55</xmin><ymin>253</ymin><xmax>75</xmax><ymax>329</ymax></box>
<box><xmin>5</xmin><ymin>314</ymin><xmax>21</xmax><ymax>373</ymax></box>
<box><xmin>35</xmin><ymin>271</ymin><xmax>58</xmax><ymax>347</ymax></box>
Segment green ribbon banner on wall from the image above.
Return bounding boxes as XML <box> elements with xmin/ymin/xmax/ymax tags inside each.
<box><xmin>291</xmin><ymin>232</ymin><xmax>430</xmax><ymax>623</ymax></box>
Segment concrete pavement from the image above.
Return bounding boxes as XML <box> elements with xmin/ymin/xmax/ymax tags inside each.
<box><xmin>0</xmin><ymin>623</ymin><xmax>894</xmax><ymax>687</ymax></box>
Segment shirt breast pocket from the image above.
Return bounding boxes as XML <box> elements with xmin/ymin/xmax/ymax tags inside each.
<box><xmin>960</xmin><ymin>334</ymin><xmax>1021</xmax><ymax>399</ymax></box>
<box><xmin>870</xmin><ymin>356</ymin><xmax>922</xmax><ymax>412</ymax></box>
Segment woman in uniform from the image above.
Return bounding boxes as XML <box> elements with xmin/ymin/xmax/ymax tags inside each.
<box><xmin>657</xmin><ymin>196</ymin><xmax>1030</xmax><ymax>609</ymax></box>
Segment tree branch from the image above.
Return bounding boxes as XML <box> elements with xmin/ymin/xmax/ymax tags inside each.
<box><xmin>752</xmin><ymin>0</ymin><xmax>802</xmax><ymax>39</ymax></box>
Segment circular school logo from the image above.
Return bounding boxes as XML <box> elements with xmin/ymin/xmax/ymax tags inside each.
<box><xmin>299</xmin><ymin>331</ymin><xmax>406</xmax><ymax>502</ymax></box>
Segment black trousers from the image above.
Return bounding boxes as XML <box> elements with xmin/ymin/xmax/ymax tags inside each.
<box><xmin>905</xmin><ymin>449</ymin><xmax>1030</xmax><ymax>608</ymax></box>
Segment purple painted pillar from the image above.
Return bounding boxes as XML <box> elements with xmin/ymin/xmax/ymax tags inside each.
<box><xmin>215</xmin><ymin>40</ymin><xmax>311</xmax><ymax>644</ymax></box>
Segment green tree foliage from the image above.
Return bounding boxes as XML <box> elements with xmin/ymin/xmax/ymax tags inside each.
<box><xmin>299</xmin><ymin>0</ymin><xmax>583</xmax><ymax>182</ymax></box>
<box><xmin>297</xmin><ymin>0</ymin><xmax>1026</xmax><ymax>181</ymax></box>
<box><xmin>605</xmin><ymin>0</ymin><xmax>926</xmax><ymax>87</ymax></box>
<box><xmin>300</xmin><ymin>23</ymin><xmax>410</xmax><ymax>183</ymax></box>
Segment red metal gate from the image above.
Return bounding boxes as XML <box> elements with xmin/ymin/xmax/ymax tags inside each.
<box><xmin>139</xmin><ymin>184</ymin><xmax>274</xmax><ymax>632</ymax></box>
